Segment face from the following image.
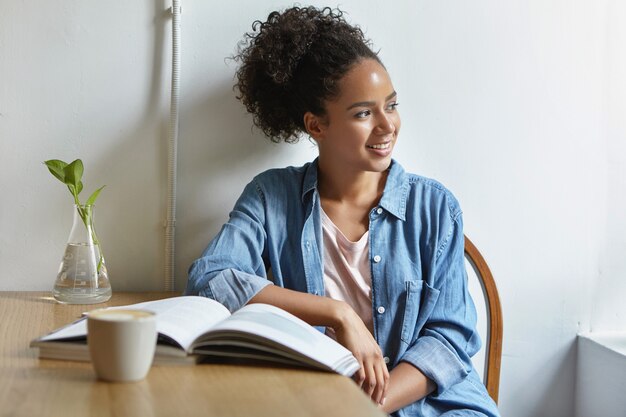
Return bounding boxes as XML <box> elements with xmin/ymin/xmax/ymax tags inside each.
<box><xmin>306</xmin><ymin>58</ymin><xmax>401</xmax><ymax>174</ymax></box>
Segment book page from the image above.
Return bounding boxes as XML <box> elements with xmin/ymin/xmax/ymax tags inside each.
<box><xmin>38</xmin><ymin>296</ymin><xmax>231</xmax><ymax>353</ymax></box>
<box><xmin>195</xmin><ymin>303</ymin><xmax>358</xmax><ymax>373</ymax></box>
<box><xmin>38</xmin><ymin>317</ymin><xmax>89</xmax><ymax>342</ymax></box>
<box><xmin>113</xmin><ymin>296</ymin><xmax>231</xmax><ymax>352</ymax></box>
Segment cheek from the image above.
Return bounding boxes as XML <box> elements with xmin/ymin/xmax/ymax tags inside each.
<box><xmin>343</xmin><ymin>123</ymin><xmax>371</xmax><ymax>140</ymax></box>
<box><xmin>392</xmin><ymin>113</ymin><xmax>401</xmax><ymax>134</ymax></box>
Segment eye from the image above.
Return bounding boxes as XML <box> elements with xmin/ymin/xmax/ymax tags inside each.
<box><xmin>386</xmin><ymin>102</ymin><xmax>400</xmax><ymax>112</ymax></box>
<box><xmin>354</xmin><ymin>109</ymin><xmax>371</xmax><ymax>119</ymax></box>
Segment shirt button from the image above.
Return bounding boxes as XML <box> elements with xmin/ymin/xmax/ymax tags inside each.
<box><xmin>373</xmin><ymin>255</ymin><xmax>381</xmax><ymax>263</ymax></box>
<box><xmin>384</xmin><ymin>356</ymin><xmax>390</xmax><ymax>364</ymax></box>
<box><xmin>377</xmin><ymin>306</ymin><xmax>386</xmax><ymax>314</ymax></box>
<box><xmin>376</xmin><ymin>207</ymin><xmax>383</xmax><ymax>214</ymax></box>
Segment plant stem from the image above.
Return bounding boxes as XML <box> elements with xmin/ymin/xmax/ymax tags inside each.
<box><xmin>75</xmin><ymin>204</ymin><xmax>105</xmax><ymax>274</ymax></box>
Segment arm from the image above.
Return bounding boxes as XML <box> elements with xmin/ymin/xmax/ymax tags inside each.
<box><xmin>248</xmin><ymin>284</ymin><xmax>347</xmax><ymax>327</ymax></box>
<box><xmin>249</xmin><ymin>285</ymin><xmax>390</xmax><ymax>405</ymax></box>
<box><xmin>185</xmin><ymin>180</ymin><xmax>273</xmax><ymax>311</ymax></box>
<box><xmin>187</xmin><ymin>178</ymin><xmax>389</xmax><ymax>403</ymax></box>
<box><xmin>379</xmin><ymin>362</ymin><xmax>436</xmax><ymax>414</ymax></box>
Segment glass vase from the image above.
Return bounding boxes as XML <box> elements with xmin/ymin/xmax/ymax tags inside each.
<box><xmin>53</xmin><ymin>204</ymin><xmax>112</xmax><ymax>304</ymax></box>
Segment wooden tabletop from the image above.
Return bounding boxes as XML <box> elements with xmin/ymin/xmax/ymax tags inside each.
<box><xmin>0</xmin><ymin>292</ymin><xmax>385</xmax><ymax>417</ymax></box>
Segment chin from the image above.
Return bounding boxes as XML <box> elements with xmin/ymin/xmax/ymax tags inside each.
<box><xmin>366</xmin><ymin>158</ymin><xmax>393</xmax><ymax>173</ymax></box>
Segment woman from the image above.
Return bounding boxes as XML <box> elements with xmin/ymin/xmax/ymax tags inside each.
<box><xmin>186</xmin><ymin>6</ymin><xmax>500</xmax><ymax>417</ymax></box>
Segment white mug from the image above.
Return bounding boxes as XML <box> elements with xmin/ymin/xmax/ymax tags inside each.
<box><xmin>87</xmin><ymin>308</ymin><xmax>157</xmax><ymax>382</ymax></box>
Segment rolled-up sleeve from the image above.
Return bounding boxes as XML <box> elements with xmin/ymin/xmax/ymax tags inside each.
<box><xmin>185</xmin><ymin>179</ymin><xmax>273</xmax><ymax>312</ymax></box>
<box><xmin>399</xmin><ymin>209</ymin><xmax>481</xmax><ymax>394</ymax></box>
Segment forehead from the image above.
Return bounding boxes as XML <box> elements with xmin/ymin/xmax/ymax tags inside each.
<box><xmin>334</xmin><ymin>59</ymin><xmax>394</xmax><ymax>102</ymax></box>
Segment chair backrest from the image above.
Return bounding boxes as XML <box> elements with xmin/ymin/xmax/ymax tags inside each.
<box><xmin>464</xmin><ymin>235</ymin><xmax>503</xmax><ymax>404</ymax></box>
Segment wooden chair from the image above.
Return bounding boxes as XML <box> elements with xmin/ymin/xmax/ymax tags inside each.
<box><xmin>464</xmin><ymin>235</ymin><xmax>503</xmax><ymax>404</ymax></box>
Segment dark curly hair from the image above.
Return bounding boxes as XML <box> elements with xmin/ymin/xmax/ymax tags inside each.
<box><xmin>233</xmin><ymin>6</ymin><xmax>381</xmax><ymax>143</ymax></box>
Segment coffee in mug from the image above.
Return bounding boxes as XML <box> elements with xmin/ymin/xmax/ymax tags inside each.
<box><xmin>87</xmin><ymin>308</ymin><xmax>157</xmax><ymax>382</ymax></box>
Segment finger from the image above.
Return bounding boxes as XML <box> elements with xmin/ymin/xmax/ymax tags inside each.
<box><xmin>381</xmin><ymin>363</ymin><xmax>390</xmax><ymax>403</ymax></box>
<box><xmin>353</xmin><ymin>366</ymin><xmax>366</xmax><ymax>389</ymax></box>
<box><xmin>372</xmin><ymin>362</ymin><xmax>386</xmax><ymax>404</ymax></box>
<box><xmin>363</xmin><ymin>362</ymin><xmax>377</xmax><ymax>398</ymax></box>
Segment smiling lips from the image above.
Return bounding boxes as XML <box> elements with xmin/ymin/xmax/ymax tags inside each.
<box><xmin>366</xmin><ymin>142</ymin><xmax>391</xmax><ymax>150</ymax></box>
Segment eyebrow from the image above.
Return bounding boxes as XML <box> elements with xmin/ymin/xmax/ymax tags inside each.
<box><xmin>346</xmin><ymin>91</ymin><xmax>397</xmax><ymax>111</ymax></box>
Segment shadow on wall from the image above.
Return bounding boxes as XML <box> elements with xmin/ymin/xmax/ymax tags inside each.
<box><xmin>175</xmin><ymin>84</ymin><xmax>288</xmax><ymax>291</ymax></box>
<box><xmin>528</xmin><ymin>340</ymin><xmax>577</xmax><ymax>417</ymax></box>
<box><xmin>77</xmin><ymin>2</ymin><xmax>305</xmax><ymax>292</ymax></box>
<box><xmin>88</xmin><ymin>85</ymin><xmax>282</xmax><ymax>291</ymax></box>
<box><xmin>80</xmin><ymin>0</ymin><xmax>172</xmax><ymax>291</ymax></box>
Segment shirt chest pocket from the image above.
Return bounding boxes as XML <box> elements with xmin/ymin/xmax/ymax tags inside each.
<box><xmin>400</xmin><ymin>280</ymin><xmax>441</xmax><ymax>345</ymax></box>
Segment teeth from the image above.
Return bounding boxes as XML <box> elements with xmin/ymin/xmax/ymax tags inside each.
<box><xmin>368</xmin><ymin>143</ymin><xmax>390</xmax><ymax>149</ymax></box>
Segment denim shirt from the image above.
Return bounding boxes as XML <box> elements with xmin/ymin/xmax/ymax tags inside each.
<box><xmin>186</xmin><ymin>159</ymin><xmax>500</xmax><ymax>417</ymax></box>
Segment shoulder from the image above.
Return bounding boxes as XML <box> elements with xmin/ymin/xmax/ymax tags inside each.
<box><xmin>251</xmin><ymin>162</ymin><xmax>310</xmax><ymax>192</ymax></box>
<box><xmin>239</xmin><ymin>162</ymin><xmax>312</xmax><ymax>204</ymax></box>
<box><xmin>409</xmin><ymin>174</ymin><xmax>461</xmax><ymax>217</ymax></box>
<box><xmin>253</xmin><ymin>163</ymin><xmax>310</xmax><ymax>184</ymax></box>
<box><xmin>388</xmin><ymin>161</ymin><xmax>461</xmax><ymax>221</ymax></box>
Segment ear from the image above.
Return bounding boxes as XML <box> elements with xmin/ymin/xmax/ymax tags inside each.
<box><xmin>303</xmin><ymin>112</ymin><xmax>327</xmax><ymax>142</ymax></box>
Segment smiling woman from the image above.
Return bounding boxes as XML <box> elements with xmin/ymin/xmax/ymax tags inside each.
<box><xmin>185</xmin><ymin>6</ymin><xmax>500</xmax><ymax>417</ymax></box>
<box><xmin>308</xmin><ymin>59</ymin><xmax>400</xmax><ymax>176</ymax></box>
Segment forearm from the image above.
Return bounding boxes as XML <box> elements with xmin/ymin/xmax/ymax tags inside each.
<box><xmin>251</xmin><ymin>285</ymin><xmax>390</xmax><ymax>405</ymax></box>
<box><xmin>380</xmin><ymin>362</ymin><xmax>436</xmax><ymax>414</ymax></box>
<box><xmin>248</xmin><ymin>284</ymin><xmax>350</xmax><ymax>328</ymax></box>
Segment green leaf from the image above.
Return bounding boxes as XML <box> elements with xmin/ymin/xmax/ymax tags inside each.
<box><xmin>46</xmin><ymin>157</ymin><xmax>103</xmax><ymax>206</ymax></box>
<box><xmin>63</xmin><ymin>159</ymin><xmax>84</xmax><ymax>190</ymax></box>
<box><xmin>86</xmin><ymin>185</ymin><xmax>105</xmax><ymax>206</ymax></box>
<box><xmin>44</xmin><ymin>159</ymin><xmax>68</xmax><ymax>183</ymax></box>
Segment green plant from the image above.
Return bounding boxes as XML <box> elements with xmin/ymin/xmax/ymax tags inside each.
<box><xmin>44</xmin><ymin>159</ymin><xmax>106</xmax><ymax>272</ymax></box>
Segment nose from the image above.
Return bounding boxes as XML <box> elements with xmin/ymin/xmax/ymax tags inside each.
<box><xmin>375</xmin><ymin>112</ymin><xmax>395</xmax><ymax>135</ymax></box>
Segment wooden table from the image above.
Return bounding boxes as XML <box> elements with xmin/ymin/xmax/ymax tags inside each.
<box><xmin>0</xmin><ymin>292</ymin><xmax>385</xmax><ymax>417</ymax></box>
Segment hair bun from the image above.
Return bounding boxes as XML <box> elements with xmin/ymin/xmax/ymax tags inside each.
<box><xmin>250</xmin><ymin>7</ymin><xmax>331</xmax><ymax>84</ymax></box>
<box><xmin>233</xmin><ymin>6</ymin><xmax>378</xmax><ymax>143</ymax></box>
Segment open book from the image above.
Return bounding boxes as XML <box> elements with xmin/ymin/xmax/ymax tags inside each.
<box><xmin>30</xmin><ymin>296</ymin><xmax>360</xmax><ymax>376</ymax></box>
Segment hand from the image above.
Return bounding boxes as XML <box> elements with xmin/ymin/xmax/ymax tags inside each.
<box><xmin>332</xmin><ymin>305</ymin><xmax>389</xmax><ymax>405</ymax></box>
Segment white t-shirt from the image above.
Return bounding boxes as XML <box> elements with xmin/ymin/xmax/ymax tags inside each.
<box><xmin>320</xmin><ymin>208</ymin><xmax>374</xmax><ymax>337</ymax></box>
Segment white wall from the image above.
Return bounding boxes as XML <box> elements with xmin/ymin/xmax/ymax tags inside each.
<box><xmin>1</xmin><ymin>1</ymin><xmax>624</xmax><ymax>416</ymax></box>
<box><xmin>591</xmin><ymin>0</ymin><xmax>626</xmax><ymax>333</ymax></box>
<box><xmin>576</xmin><ymin>333</ymin><xmax>626</xmax><ymax>417</ymax></box>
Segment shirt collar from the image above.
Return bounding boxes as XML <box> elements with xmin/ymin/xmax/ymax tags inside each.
<box><xmin>302</xmin><ymin>158</ymin><xmax>319</xmax><ymax>202</ymax></box>
<box><xmin>301</xmin><ymin>158</ymin><xmax>408</xmax><ymax>221</ymax></box>
<box><xmin>378</xmin><ymin>160</ymin><xmax>408</xmax><ymax>221</ymax></box>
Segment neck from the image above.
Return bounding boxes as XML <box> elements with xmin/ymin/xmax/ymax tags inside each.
<box><xmin>317</xmin><ymin>160</ymin><xmax>389</xmax><ymax>206</ymax></box>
